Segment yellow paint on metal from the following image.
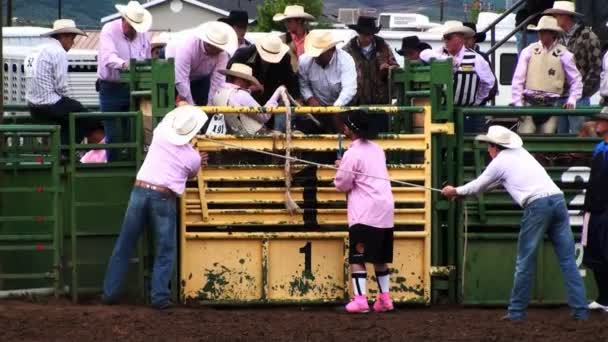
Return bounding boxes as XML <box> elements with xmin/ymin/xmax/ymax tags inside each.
<box><xmin>430</xmin><ymin>122</ymin><xmax>455</xmax><ymax>135</ymax></box>
<box><xmin>184</xmin><ymin>208</ymin><xmax>426</xmax><ymax>226</ymax></box>
<box><xmin>199</xmin><ymin>105</ymin><xmax>422</xmax><ymax>114</ymax></box>
<box><xmin>196</xmin><ymin>169</ymin><xmax>208</xmax><ymax>221</ymax></box>
<box><xmin>184</xmin><ymin>187</ymin><xmax>425</xmax><ymax>205</ymax></box>
<box><xmin>195</xmin><ymin>134</ymin><xmax>426</xmax><ymax>152</ymax></box>
<box><xmin>181</xmin><ymin>239</ymin><xmax>263</xmax><ymax>301</ymax></box>
<box><xmin>184</xmin><ymin>231</ymin><xmax>429</xmax><ymax>240</ymax></box>
<box><xmin>196</xmin><ymin>165</ymin><xmax>426</xmax><ymax>182</ymax></box>
<box><xmin>422</xmin><ymin>105</ymin><xmax>432</xmax><ymax>301</ymax></box>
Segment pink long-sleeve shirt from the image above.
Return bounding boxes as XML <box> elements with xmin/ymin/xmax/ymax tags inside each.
<box><xmin>511</xmin><ymin>41</ymin><xmax>582</xmax><ymax>106</ymax></box>
<box><xmin>334</xmin><ymin>139</ymin><xmax>394</xmax><ymax>228</ymax></box>
<box><xmin>174</xmin><ymin>36</ymin><xmax>229</xmax><ymax>105</ymax></box>
<box><xmin>97</xmin><ymin>19</ymin><xmax>151</xmax><ymax>82</ymax></box>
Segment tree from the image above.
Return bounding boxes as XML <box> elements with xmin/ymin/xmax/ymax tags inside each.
<box><xmin>254</xmin><ymin>0</ymin><xmax>324</xmax><ymax>32</ymax></box>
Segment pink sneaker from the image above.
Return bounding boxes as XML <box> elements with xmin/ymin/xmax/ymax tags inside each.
<box><xmin>345</xmin><ymin>295</ymin><xmax>370</xmax><ymax>313</ymax></box>
<box><xmin>373</xmin><ymin>293</ymin><xmax>394</xmax><ymax>312</ymax></box>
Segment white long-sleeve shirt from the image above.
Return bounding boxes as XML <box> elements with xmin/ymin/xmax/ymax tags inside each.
<box><xmin>456</xmin><ymin>147</ymin><xmax>562</xmax><ymax>207</ymax></box>
<box><xmin>420</xmin><ymin>46</ymin><xmax>495</xmax><ymax>105</ymax></box>
<box><xmin>25</xmin><ymin>39</ymin><xmax>69</xmax><ymax>105</ymax></box>
<box><xmin>298</xmin><ymin>49</ymin><xmax>357</xmax><ymax>106</ymax></box>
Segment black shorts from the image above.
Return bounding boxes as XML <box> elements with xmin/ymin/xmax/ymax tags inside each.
<box><xmin>348</xmin><ymin>224</ymin><xmax>394</xmax><ymax>264</ymax></box>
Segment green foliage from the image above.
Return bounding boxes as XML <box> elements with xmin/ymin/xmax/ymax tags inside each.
<box><xmin>254</xmin><ymin>0</ymin><xmax>324</xmax><ymax>32</ymax></box>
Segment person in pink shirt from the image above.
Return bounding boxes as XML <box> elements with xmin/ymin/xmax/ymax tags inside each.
<box><xmin>511</xmin><ymin>15</ymin><xmax>582</xmax><ymax>134</ymax></box>
<box><xmin>102</xmin><ymin>105</ymin><xmax>208</xmax><ymax>309</ymax></box>
<box><xmin>334</xmin><ymin>110</ymin><xmax>395</xmax><ymax>314</ymax></box>
<box><xmin>174</xmin><ymin>21</ymin><xmax>237</xmax><ymax>106</ymax></box>
<box><xmin>97</xmin><ymin>1</ymin><xmax>152</xmax><ymax>160</ymax></box>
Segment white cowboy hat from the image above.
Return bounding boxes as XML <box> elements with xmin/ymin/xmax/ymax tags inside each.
<box><xmin>442</xmin><ymin>21</ymin><xmax>475</xmax><ymax>38</ymax></box>
<box><xmin>115</xmin><ymin>1</ymin><xmax>153</xmax><ymax>33</ymax></box>
<box><xmin>273</xmin><ymin>5</ymin><xmax>315</xmax><ymax>22</ymax></box>
<box><xmin>41</xmin><ymin>19</ymin><xmax>87</xmax><ymax>37</ymax></box>
<box><xmin>255</xmin><ymin>34</ymin><xmax>290</xmax><ymax>64</ymax></box>
<box><xmin>475</xmin><ymin>125</ymin><xmax>523</xmax><ymax>149</ymax></box>
<box><xmin>303</xmin><ymin>30</ymin><xmax>342</xmax><ymax>58</ymax></box>
<box><xmin>151</xmin><ymin>32</ymin><xmax>170</xmax><ymax>47</ymax></box>
<box><xmin>543</xmin><ymin>1</ymin><xmax>583</xmax><ymax>17</ymax></box>
<box><xmin>218</xmin><ymin>63</ymin><xmax>262</xmax><ymax>89</ymax></box>
<box><xmin>529</xmin><ymin>16</ymin><xmax>564</xmax><ymax>33</ymax></box>
<box><xmin>158</xmin><ymin>105</ymin><xmax>208</xmax><ymax>145</ymax></box>
<box><xmin>196</xmin><ymin>21</ymin><xmax>238</xmax><ymax>56</ymax></box>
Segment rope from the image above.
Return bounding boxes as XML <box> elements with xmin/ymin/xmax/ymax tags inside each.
<box><xmin>280</xmin><ymin>88</ymin><xmax>301</xmax><ymax>214</ymax></box>
<box><xmin>197</xmin><ymin>136</ymin><xmax>443</xmax><ymax>193</ymax></box>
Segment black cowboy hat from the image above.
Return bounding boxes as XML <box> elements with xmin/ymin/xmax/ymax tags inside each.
<box><xmin>218</xmin><ymin>10</ymin><xmax>250</xmax><ymax>27</ymax></box>
<box><xmin>395</xmin><ymin>36</ymin><xmax>431</xmax><ymax>56</ymax></box>
<box><xmin>348</xmin><ymin>16</ymin><xmax>381</xmax><ymax>35</ymax></box>
<box><xmin>463</xmin><ymin>22</ymin><xmax>486</xmax><ymax>43</ymax></box>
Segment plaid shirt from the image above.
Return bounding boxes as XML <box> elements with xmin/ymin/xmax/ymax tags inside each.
<box><xmin>25</xmin><ymin>39</ymin><xmax>69</xmax><ymax>105</ymax></box>
<box><xmin>561</xmin><ymin>24</ymin><xmax>603</xmax><ymax>98</ymax></box>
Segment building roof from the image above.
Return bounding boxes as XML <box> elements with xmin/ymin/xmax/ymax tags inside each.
<box><xmin>100</xmin><ymin>0</ymin><xmax>261</xmax><ymax>23</ymax></box>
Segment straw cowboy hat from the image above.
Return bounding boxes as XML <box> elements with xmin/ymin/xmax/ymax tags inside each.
<box><xmin>529</xmin><ymin>15</ymin><xmax>564</xmax><ymax>33</ymax></box>
<box><xmin>304</xmin><ymin>30</ymin><xmax>342</xmax><ymax>58</ymax></box>
<box><xmin>158</xmin><ymin>105</ymin><xmax>208</xmax><ymax>145</ymax></box>
<box><xmin>255</xmin><ymin>34</ymin><xmax>290</xmax><ymax>64</ymax></box>
<box><xmin>475</xmin><ymin>125</ymin><xmax>523</xmax><ymax>149</ymax></box>
<box><xmin>218</xmin><ymin>63</ymin><xmax>262</xmax><ymax>89</ymax></box>
<box><xmin>273</xmin><ymin>5</ymin><xmax>315</xmax><ymax>22</ymax></box>
<box><xmin>115</xmin><ymin>1</ymin><xmax>153</xmax><ymax>33</ymax></box>
<box><xmin>348</xmin><ymin>16</ymin><xmax>381</xmax><ymax>35</ymax></box>
<box><xmin>442</xmin><ymin>21</ymin><xmax>475</xmax><ymax>37</ymax></box>
<box><xmin>41</xmin><ymin>19</ymin><xmax>87</xmax><ymax>37</ymax></box>
<box><xmin>151</xmin><ymin>32</ymin><xmax>170</xmax><ymax>48</ymax></box>
<box><xmin>594</xmin><ymin>107</ymin><xmax>608</xmax><ymax>121</ymax></box>
<box><xmin>463</xmin><ymin>22</ymin><xmax>486</xmax><ymax>43</ymax></box>
<box><xmin>196</xmin><ymin>21</ymin><xmax>239</xmax><ymax>55</ymax></box>
<box><xmin>543</xmin><ymin>1</ymin><xmax>583</xmax><ymax>17</ymax></box>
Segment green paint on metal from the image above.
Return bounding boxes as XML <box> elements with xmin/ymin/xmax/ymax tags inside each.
<box><xmin>196</xmin><ymin>263</ymin><xmax>257</xmax><ymax>301</ymax></box>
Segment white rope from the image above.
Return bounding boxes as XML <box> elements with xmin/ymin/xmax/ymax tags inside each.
<box><xmin>280</xmin><ymin>88</ymin><xmax>301</xmax><ymax>214</ymax></box>
<box><xmin>197</xmin><ymin>135</ymin><xmax>443</xmax><ymax>193</ymax></box>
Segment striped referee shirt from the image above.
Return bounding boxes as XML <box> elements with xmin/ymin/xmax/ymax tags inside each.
<box><xmin>25</xmin><ymin>39</ymin><xmax>69</xmax><ymax>106</ymax></box>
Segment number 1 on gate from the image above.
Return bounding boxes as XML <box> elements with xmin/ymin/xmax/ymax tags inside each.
<box><xmin>299</xmin><ymin>241</ymin><xmax>312</xmax><ymax>276</ymax></box>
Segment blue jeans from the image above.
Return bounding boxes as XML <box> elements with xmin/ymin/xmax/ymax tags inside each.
<box><xmin>99</xmin><ymin>81</ymin><xmax>131</xmax><ymax>161</ymax></box>
<box><xmin>557</xmin><ymin>97</ymin><xmax>590</xmax><ymax>134</ymax></box>
<box><xmin>516</xmin><ymin>31</ymin><xmax>538</xmax><ymax>53</ymax></box>
<box><xmin>508</xmin><ymin>194</ymin><xmax>588</xmax><ymax>320</ymax></box>
<box><xmin>103</xmin><ymin>187</ymin><xmax>177</xmax><ymax>307</ymax></box>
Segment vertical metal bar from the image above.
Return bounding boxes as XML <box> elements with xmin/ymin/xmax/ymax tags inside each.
<box><xmin>423</xmin><ymin>105</ymin><xmax>432</xmax><ymax>302</ymax></box>
<box><xmin>68</xmin><ymin>113</ymin><xmax>78</xmax><ymax>302</ymax></box>
<box><xmin>343</xmin><ymin>237</ymin><xmax>349</xmax><ymax>301</ymax></box>
<box><xmin>472</xmin><ymin>140</ymin><xmax>486</xmax><ymax>222</ymax></box>
<box><xmin>51</xmin><ymin>126</ymin><xmax>61</xmax><ymax>297</ymax></box>
<box><xmin>261</xmin><ymin>239</ymin><xmax>269</xmax><ymax>301</ymax></box>
<box><xmin>455</xmin><ymin>109</ymin><xmax>465</xmax><ymax>303</ymax></box>
<box><xmin>179</xmin><ymin>193</ymin><xmax>187</xmax><ymax>303</ymax></box>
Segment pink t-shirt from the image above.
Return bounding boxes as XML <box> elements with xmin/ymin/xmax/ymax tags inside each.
<box><xmin>136</xmin><ymin>127</ymin><xmax>201</xmax><ymax>195</ymax></box>
<box><xmin>334</xmin><ymin>139</ymin><xmax>394</xmax><ymax>228</ymax></box>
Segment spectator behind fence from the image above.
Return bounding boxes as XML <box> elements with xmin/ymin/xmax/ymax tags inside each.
<box><xmin>274</xmin><ymin>5</ymin><xmax>315</xmax><ymax>72</ymax></box>
<box><xmin>420</xmin><ymin>21</ymin><xmax>495</xmax><ymax>133</ymax></box>
<box><xmin>511</xmin><ymin>16</ymin><xmax>582</xmax><ymax>134</ymax></box>
<box><xmin>26</xmin><ymin>19</ymin><xmax>101</xmax><ymax>145</ymax></box>
<box><xmin>151</xmin><ymin>33</ymin><xmax>169</xmax><ymax>59</ymax></box>
<box><xmin>463</xmin><ymin>22</ymin><xmax>498</xmax><ymax>105</ymax></box>
<box><xmin>343</xmin><ymin>16</ymin><xmax>399</xmax><ymax>133</ymax></box>
<box><xmin>219</xmin><ymin>10</ymin><xmax>252</xmax><ymax>49</ymax></box>
<box><xmin>228</xmin><ymin>34</ymin><xmax>299</xmax><ymax>132</ymax></box>
<box><xmin>97</xmin><ymin>1</ymin><xmax>152</xmax><ymax>160</ymax></box>
<box><xmin>174</xmin><ymin>21</ymin><xmax>237</xmax><ymax>106</ymax></box>
<box><xmin>395</xmin><ymin>36</ymin><xmax>431</xmax><ymax>62</ymax></box>
<box><xmin>297</xmin><ymin>30</ymin><xmax>357</xmax><ymax>134</ymax></box>
<box><xmin>515</xmin><ymin>0</ymin><xmax>555</xmax><ymax>52</ymax></box>
<box><xmin>545</xmin><ymin>1</ymin><xmax>603</xmax><ymax>134</ymax></box>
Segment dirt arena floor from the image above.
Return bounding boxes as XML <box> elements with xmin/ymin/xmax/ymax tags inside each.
<box><xmin>2</xmin><ymin>298</ymin><xmax>608</xmax><ymax>341</ymax></box>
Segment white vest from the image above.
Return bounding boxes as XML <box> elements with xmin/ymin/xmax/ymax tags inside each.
<box><xmin>525</xmin><ymin>42</ymin><xmax>566</xmax><ymax>95</ymax></box>
<box><xmin>212</xmin><ymin>86</ymin><xmax>263</xmax><ymax>136</ymax></box>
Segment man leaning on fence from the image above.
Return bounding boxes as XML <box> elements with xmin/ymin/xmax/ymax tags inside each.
<box><xmin>25</xmin><ymin>19</ymin><xmax>99</xmax><ymax>145</ymax></box>
<box><xmin>511</xmin><ymin>15</ymin><xmax>582</xmax><ymax>134</ymax></box>
<box><xmin>441</xmin><ymin>125</ymin><xmax>588</xmax><ymax>321</ymax></box>
<box><xmin>545</xmin><ymin>1</ymin><xmax>603</xmax><ymax>134</ymax></box>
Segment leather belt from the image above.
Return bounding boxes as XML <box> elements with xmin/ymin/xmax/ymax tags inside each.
<box><xmin>522</xmin><ymin>192</ymin><xmax>562</xmax><ymax>208</ymax></box>
<box><xmin>134</xmin><ymin>180</ymin><xmax>173</xmax><ymax>195</ymax></box>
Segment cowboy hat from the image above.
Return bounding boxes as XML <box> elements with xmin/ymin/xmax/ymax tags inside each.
<box><xmin>255</xmin><ymin>34</ymin><xmax>290</xmax><ymax>64</ymax></box>
<box><xmin>151</xmin><ymin>32</ymin><xmax>170</xmax><ymax>48</ymax></box>
<box><xmin>543</xmin><ymin>1</ymin><xmax>583</xmax><ymax>17</ymax></box>
<box><xmin>41</xmin><ymin>19</ymin><xmax>87</xmax><ymax>37</ymax></box>
<box><xmin>273</xmin><ymin>5</ymin><xmax>315</xmax><ymax>22</ymax></box>
<box><xmin>218</xmin><ymin>63</ymin><xmax>262</xmax><ymax>89</ymax></box>
<box><xmin>218</xmin><ymin>10</ymin><xmax>250</xmax><ymax>27</ymax></box>
<box><xmin>443</xmin><ymin>21</ymin><xmax>475</xmax><ymax>38</ymax></box>
<box><xmin>593</xmin><ymin>107</ymin><xmax>608</xmax><ymax>121</ymax></box>
<box><xmin>529</xmin><ymin>16</ymin><xmax>564</xmax><ymax>33</ymax></box>
<box><xmin>304</xmin><ymin>30</ymin><xmax>342</xmax><ymax>58</ymax></box>
<box><xmin>348</xmin><ymin>16</ymin><xmax>381</xmax><ymax>35</ymax></box>
<box><xmin>395</xmin><ymin>36</ymin><xmax>431</xmax><ymax>55</ymax></box>
<box><xmin>463</xmin><ymin>22</ymin><xmax>486</xmax><ymax>43</ymax></box>
<box><xmin>196</xmin><ymin>21</ymin><xmax>239</xmax><ymax>56</ymax></box>
<box><xmin>115</xmin><ymin>1</ymin><xmax>153</xmax><ymax>33</ymax></box>
<box><xmin>475</xmin><ymin>125</ymin><xmax>523</xmax><ymax>149</ymax></box>
<box><xmin>158</xmin><ymin>105</ymin><xmax>208</xmax><ymax>146</ymax></box>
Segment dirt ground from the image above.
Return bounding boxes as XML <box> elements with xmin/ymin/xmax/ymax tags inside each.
<box><xmin>1</xmin><ymin>299</ymin><xmax>608</xmax><ymax>341</ymax></box>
